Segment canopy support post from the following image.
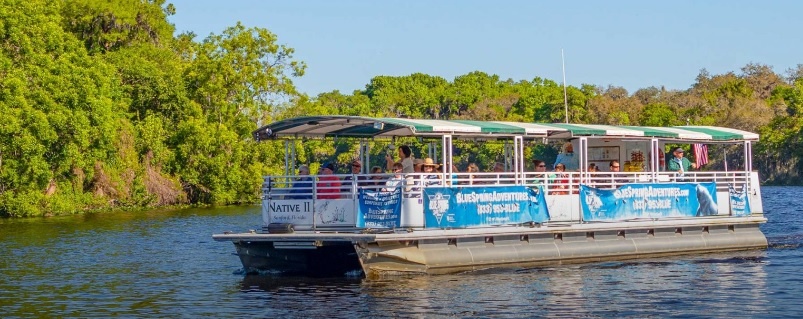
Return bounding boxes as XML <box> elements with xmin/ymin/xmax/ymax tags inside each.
<box><xmin>514</xmin><ymin>136</ymin><xmax>524</xmax><ymax>184</ymax></box>
<box><xmin>441</xmin><ymin>135</ymin><xmax>453</xmax><ymax>183</ymax></box>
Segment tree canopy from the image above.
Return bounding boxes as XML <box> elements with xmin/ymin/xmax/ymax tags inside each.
<box><xmin>1</xmin><ymin>0</ymin><xmax>801</xmax><ymax>217</ymax></box>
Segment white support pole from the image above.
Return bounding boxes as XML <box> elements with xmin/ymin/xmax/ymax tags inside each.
<box><xmin>442</xmin><ymin>135</ymin><xmax>453</xmax><ymax>183</ymax></box>
<box><xmin>514</xmin><ymin>136</ymin><xmax>524</xmax><ymax>184</ymax></box>
<box><xmin>579</xmin><ymin>137</ymin><xmax>588</xmax><ymax>187</ymax></box>
<box><xmin>650</xmin><ymin>138</ymin><xmax>658</xmax><ymax>182</ymax></box>
<box><xmin>562</xmin><ymin>49</ymin><xmax>569</xmax><ymax>124</ymax></box>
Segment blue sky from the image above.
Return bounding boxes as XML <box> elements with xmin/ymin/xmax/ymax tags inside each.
<box><xmin>167</xmin><ymin>0</ymin><xmax>802</xmax><ymax>96</ymax></box>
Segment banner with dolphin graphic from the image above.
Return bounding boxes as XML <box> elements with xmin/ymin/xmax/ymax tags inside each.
<box><xmin>580</xmin><ymin>182</ymin><xmax>718</xmax><ymax>221</ymax></box>
<box><xmin>422</xmin><ymin>186</ymin><xmax>549</xmax><ymax>228</ymax></box>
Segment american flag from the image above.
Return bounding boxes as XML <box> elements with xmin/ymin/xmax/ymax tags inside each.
<box><xmin>693</xmin><ymin>144</ymin><xmax>708</xmax><ymax>168</ymax></box>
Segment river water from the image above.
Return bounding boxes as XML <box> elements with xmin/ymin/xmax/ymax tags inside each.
<box><xmin>1</xmin><ymin>186</ymin><xmax>801</xmax><ymax>318</ymax></box>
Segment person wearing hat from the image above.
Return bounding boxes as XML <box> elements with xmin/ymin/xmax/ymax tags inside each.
<box><xmin>667</xmin><ymin>147</ymin><xmax>696</xmax><ymax>174</ymax></box>
<box><xmin>413</xmin><ymin>158</ymin><xmax>425</xmax><ymax>173</ymax></box>
<box><xmin>316</xmin><ymin>162</ymin><xmax>342</xmax><ymax>199</ymax></box>
<box><xmin>422</xmin><ymin>158</ymin><xmax>442</xmax><ymax>186</ymax></box>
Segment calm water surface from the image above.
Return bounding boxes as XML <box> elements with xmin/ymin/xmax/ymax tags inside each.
<box><xmin>1</xmin><ymin>186</ymin><xmax>802</xmax><ymax>318</ymax></box>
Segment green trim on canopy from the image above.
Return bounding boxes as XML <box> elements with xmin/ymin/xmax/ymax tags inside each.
<box><xmin>536</xmin><ymin>123</ymin><xmax>608</xmax><ymax>136</ymax></box>
<box><xmin>675</xmin><ymin>126</ymin><xmax>758</xmax><ymax>141</ymax></box>
<box><xmin>252</xmin><ymin>115</ymin><xmax>758</xmax><ymax>142</ymax></box>
<box><xmin>377</xmin><ymin>118</ymin><xmax>433</xmax><ymax>133</ymax></box>
<box><xmin>451</xmin><ymin>120</ymin><xmax>527</xmax><ymax>134</ymax></box>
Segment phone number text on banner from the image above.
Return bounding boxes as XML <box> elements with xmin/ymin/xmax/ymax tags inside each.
<box><xmin>423</xmin><ymin>186</ymin><xmax>549</xmax><ymax>228</ymax></box>
<box><xmin>580</xmin><ymin>182</ymin><xmax>719</xmax><ymax>221</ymax></box>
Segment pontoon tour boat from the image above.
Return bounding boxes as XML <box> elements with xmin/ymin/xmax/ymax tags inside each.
<box><xmin>213</xmin><ymin>116</ymin><xmax>767</xmax><ymax>278</ymax></box>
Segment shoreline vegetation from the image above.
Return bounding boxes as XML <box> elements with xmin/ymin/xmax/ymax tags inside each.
<box><xmin>1</xmin><ymin>0</ymin><xmax>802</xmax><ymax>217</ymax></box>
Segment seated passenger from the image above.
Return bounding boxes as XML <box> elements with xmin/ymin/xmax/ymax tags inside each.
<box><xmin>492</xmin><ymin>162</ymin><xmax>514</xmax><ymax>184</ymax></box>
<box><xmin>317</xmin><ymin>163</ymin><xmax>342</xmax><ymax>199</ymax></box>
<box><xmin>369</xmin><ymin>166</ymin><xmax>385</xmax><ymax>188</ymax></box>
<box><xmin>551</xmin><ymin>163</ymin><xmax>569</xmax><ymax>195</ymax></box>
<box><xmin>287</xmin><ymin>165</ymin><xmax>313</xmax><ymax>199</ymax></box>
<box><xmin>383</xmin><ymin>162</ymin><xmax>405</xmax><ymax>192</ymax></box>
<box><xmin>342</xmin><ymin>159</ymin><xmax>369</xmax><ymax>192</ymax></box>
<box><xmin>465</xmin><ymin>162</ymin><xmax>480</xmax><ymax>185</ymax></box>
<box><xmin>422</xmin><ymin>158</ymin><xmax>442</xmax><ymax>186</ymax></box>
<box><xmin>608</xmin><ymin>160</ymin><xmax>629</xmax><ymax>188</ymax></box>
<box><xmin>582</xmin><ymin>163</ymin><xmax>599</xmax><ymax>188</ymax></box>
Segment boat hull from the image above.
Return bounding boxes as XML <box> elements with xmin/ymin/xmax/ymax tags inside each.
<box><xmin>233</xmin><ymin>240</ymin><xmax>362</xmax><ymax>276</ymax></box>
<box><xmin>216</xmin><ymin>216</ymin><xmax>767</xmax><ymax>278</ymax></box>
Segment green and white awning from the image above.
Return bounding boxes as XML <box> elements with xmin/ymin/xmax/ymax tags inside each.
<box><xmin>253</xmin><ymin>116</ymin><xmax>759</xmax><ymax>142</ymax></box>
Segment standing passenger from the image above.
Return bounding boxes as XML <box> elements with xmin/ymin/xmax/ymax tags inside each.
<box><xmin>667</xmin><ymin>147</ymin><xmax>696</xmax><ymax>173</ymax></box>
<box><xmin>386</xmin><ymin>145</ymin><xmax>414</xmax><ymax>174</ymax></box>
<box><xmin>554</xmin><ymin>142</ymin><xmax>579</xmax><ymax>171</ymax></box>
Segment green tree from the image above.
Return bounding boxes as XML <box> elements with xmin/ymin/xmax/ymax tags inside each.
<box><xmin>184</xmin><ymin>22</ymin><xmax>306</xmax><ymax>135</ymax></box>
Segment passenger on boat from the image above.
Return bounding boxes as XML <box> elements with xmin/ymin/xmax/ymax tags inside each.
<box><xmin>413</xmin><ymin>158</ymin><xmax>424</xmax><ymax>173</ymax></box>
<box><xmin>448</xmin><ymin>164</ymin><xmax>459</xmax><ymax>186</ymax></box>
<box><xmin>369</xmin><ymin>166</ymin><xmax>385</xmax><ymax>188</ymax></box>
<box><xmin>493</xmin><ymin>162</ymin><xmax>513</xmax><ymax>184</ymax></box>
<box><xmin>385</xmin><ymin>145</ymin><xmax>414</xmax><ymax>174</ymax></box>
<box><xmin>422</xmin><ymin>158</ymin><xmax>442</xmax><ymax>186</ymax></box>
<box><xmin>343</xmin><ymin>159</ymin><xmax>369</xmax><ymax>192</ymax></box>
<box><xmin>582</xmin><ymin>163</ymin><xmax>599</xmax><ymax>188</ymax></box>
<box><xmin>529</xmin><ymin>159</ymin><xmax>549</xmax><ymax>188</ymax></box>
<box><xmin>667</xmin><ymin>147</ymin><xmax>696</xmax><ymax>174</ymax></box>
<box><xmin>554</xmin><ymin>142</ymin><xmax>579</xmax><ymax>171</ymax></box>
<box><xmin>608</xmin><ymin>160</ymin><xmax>629</xmax><ymax>188</ymax></box>
<box><xmin>316</xmin><ymin>163</ymin><xmax>342</xmax><ymax>199</ymax></box>
<box><xmin>383</xmin><ymin>162</ymin><xmax>405</xmax><ymax>192</ymax></box>
<box><xmin>287</xmin><ymin>165</ymin><xmax>313</xmax><ymax>199</ymax></box>
<box><xmin>552</xmin><ymin>163</ymin><xmax>570</xmax><ymax>195</ymax></box>
<box><xmin>466</xmin><ymin>162</ymin><xmax>480</xmax><ymax>185</ymax></box>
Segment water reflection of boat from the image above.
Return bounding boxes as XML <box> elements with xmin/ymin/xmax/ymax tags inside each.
<box><xmin>214</xmin><ymin>116</ymin><xmax>768</xmax><ymax>278</ymax></box>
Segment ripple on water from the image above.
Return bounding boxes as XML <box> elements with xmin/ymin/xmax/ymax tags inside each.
<box><xmin>1</xmin><ymin>189</ymin><xmax>803</xmax><ymax>317</ymax></box>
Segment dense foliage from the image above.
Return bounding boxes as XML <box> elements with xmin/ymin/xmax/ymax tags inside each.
<box><xmin>1</xmin><ymin>0</ymin><xmax>801</xmax><ymax>217</ymax></box>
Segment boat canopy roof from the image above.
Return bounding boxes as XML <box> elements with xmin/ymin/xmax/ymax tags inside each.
<box><xmin>254</xmin><ymin>116</ymin><xmax>759</xmax><ymax>142</ymax></box>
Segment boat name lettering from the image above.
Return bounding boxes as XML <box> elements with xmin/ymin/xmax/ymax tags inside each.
<box><xmin>613</xmin><ymin>186</ymin><xmax>689</xmax><ymax>200</ymax></box>
<box><xmin>269</xmin><ymin>202</ymin><xmax>304</xmax><ymax>213</ymax></box>
<box><xmin>456</xmin><ymin>191</ymin><xmax>529</xmax><ymax>204</ymax></box>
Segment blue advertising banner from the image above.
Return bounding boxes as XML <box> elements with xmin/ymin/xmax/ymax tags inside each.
<box><xmin>580</xmin><ymin>182</ymin><xmax>718</xmax><ymax>221</ymax></box>
<box><xmin>423</xmin><ymin>186</ymin><xmax>549</xmax><ymax>229</ymax></box>
<box><xmin>357</xmin><ymin>188</ymin><xmax>402</xmax><ymax>228</ymax></box>
<box><xmin>729</xmin><ymin>184</ymin><xmax>751</xmax><ymax>217</ymax></box>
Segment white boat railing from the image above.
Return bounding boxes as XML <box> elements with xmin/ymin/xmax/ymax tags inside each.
<box><xmin>261</xmin><ymin>170</ymin><xmax>755</xmax><ymax>230</ymax></box>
